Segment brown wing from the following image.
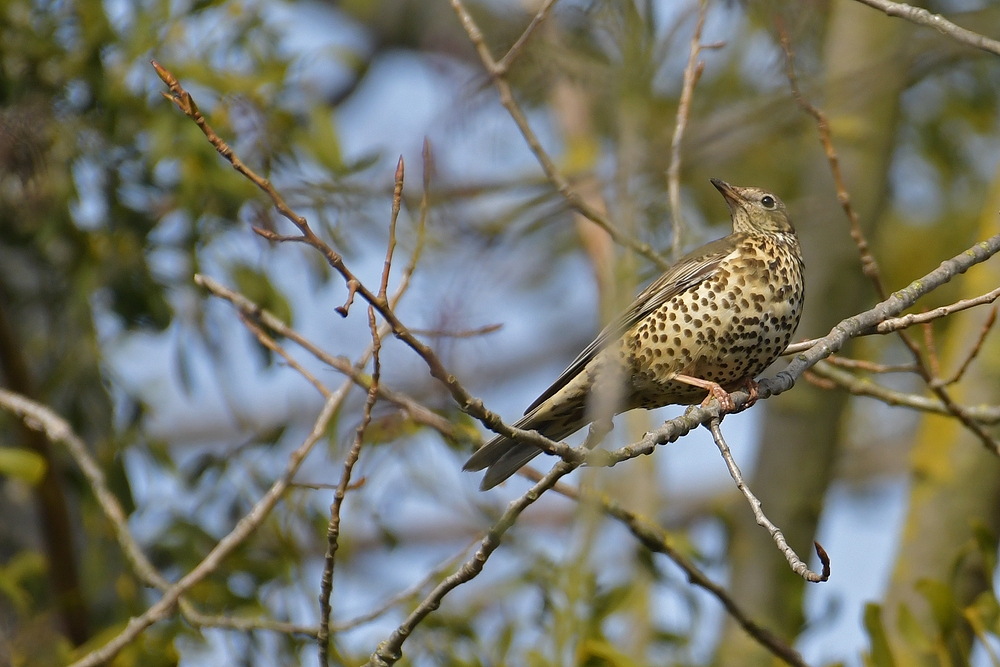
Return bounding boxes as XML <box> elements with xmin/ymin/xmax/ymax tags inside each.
<box><xmin>524</xmin><ymin>233</ymin><xmax>744</xmax><ymax>414</ymax></box>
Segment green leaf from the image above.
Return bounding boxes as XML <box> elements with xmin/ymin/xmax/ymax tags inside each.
<box><xmin>971</xmin><ymin>522</ymin><xmax>999</xmax><ymax>585</ymax></box>
<box><xmin>915</xmin><ymin>578</ymin><xmax>959</xmax><ymax>634</ymax></box>
<box><xmin>591</xmin><ymin>583</ymin><xmax>632</xmax><ymax>620</ymax></box>
<box><xmin>863</xmin><ymin>603</ymin><xmax>897</xmax><ymax>667</ymax></box>
<box><xmin>896</xmin><ymin>603</ymin><xmax>933</xmax><ymax>653</ymax></box>
<box><xmin>362</xmin><ymin>412</ymin><xmax>425</xmax><ymax>446</ymax></box>
<box><xmin>966</xmin><ymin>590</ymin><xmax>1000</xmax><ymax>635</ymax></box>
<box><xmin>305</xmin><ymin>107</ymin><xmax>344</xmax><ymax>173</ymax></box>
<box><xmin>0</xmin><ymin>447</ymin><xmax>47</xmax><ymax>484</ymax></box>
<box><xmin>0</xmin><ymin>551</ymin><xmax>46</xmax><ymax>612</ymax></box>
<box><xmin>576</xmin><ymin>638</ymin><xmax>638</xmax><ymax>667</ymax></box>
<box><xmin>229</xmin><ymin>263</ymin><xmax>293</xmax><ymax>327</ymax></box>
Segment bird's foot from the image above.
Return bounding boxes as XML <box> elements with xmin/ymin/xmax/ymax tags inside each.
<box><xmin>673</xmin><ymin>374</ymin><xmax>736</xmax><ymax>413</ymax></box>
<box><xmin>735</xmin><ymin>377</ymin><xmax>760</xmax><ymax>409</ymax></box>
<box><xmin>702</xmin><ymin>384</ymin><xmax>736</xmax><ymax>413</ymax></box>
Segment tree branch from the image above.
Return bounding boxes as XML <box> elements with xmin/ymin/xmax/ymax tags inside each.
<box><xmin>668</xmin><ymin>0</ymin><xmax>710</xmax><ymax>259</ymax></box>
<box><xmin>518</xmin><ymin>467</ymin><xmax>812</xmax><ymax>667</ymax></box>
<box><xmin>708</xmin><ymin>419</ymin><xmax>830</xmax><ymax>583</ymax></box>
<box><xmin>67</xmin><ymin>386</ymin><xmax>345</xmax><ymax>667</ymax></box>
<box><xmin>446</xmin><ymin>0</ymin><xmax>672</xmax><ymax>271</ymax></box>
<box><xmin>851</xmin><ymin>0</ymin><xmax>1000</xmax><ymax>58</ymax></box>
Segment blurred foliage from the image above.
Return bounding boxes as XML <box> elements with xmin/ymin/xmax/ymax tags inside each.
<box><xmin>1</xmin><ymin>0</ymin><xmax>1000</xmax><ymax>665</ymax></box>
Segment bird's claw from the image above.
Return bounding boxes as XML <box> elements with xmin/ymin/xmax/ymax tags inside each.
<box><xmin>700</xmin><ymin>384</ymin><xmax>735</xmax><ymax>413</ymax></box>
<box><xmin>739</xmin><ymin>378</ymin><xmax>760</xmax><ymax>409</ymax></box>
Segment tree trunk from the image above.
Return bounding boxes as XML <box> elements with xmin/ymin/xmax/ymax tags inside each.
<box><xmin>879</xmin><ymin>173</ymin><xmax>1000</xmax><ymax>666</ymax></box>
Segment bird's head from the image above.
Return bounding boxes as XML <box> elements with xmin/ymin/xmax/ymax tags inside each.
<box><xmin>710</xmin><ymin>179</ymin><xmax>794</xmax><ymax>235</ymax></box>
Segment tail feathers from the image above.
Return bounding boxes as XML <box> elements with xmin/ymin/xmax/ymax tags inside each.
<box><xmin>463</xmin><ymin>405</ymin><xmax>586</xmax><ymax>490</ymax></box>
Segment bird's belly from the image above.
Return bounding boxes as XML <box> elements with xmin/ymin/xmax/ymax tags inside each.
<box><xmin>624</xmin><ymin>269</ymin><xmax>803</xmax><ymax>408</ymax></box>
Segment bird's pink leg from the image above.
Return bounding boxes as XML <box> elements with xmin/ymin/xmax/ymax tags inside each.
<box><xmin>672</xmin><ymin>373</ymin><xmax>736</xmax><ymax>412</ymax></box>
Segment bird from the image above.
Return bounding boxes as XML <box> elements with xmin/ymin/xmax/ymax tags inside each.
<box><xmin>464</xmin><ymin>179</ymin><xmax>805</xmax><ymax>490</ymax></box>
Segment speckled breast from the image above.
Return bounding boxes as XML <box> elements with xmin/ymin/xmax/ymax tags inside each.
<box><xmin>625</xmin><ymin>233</ymin><xmax>804</xmax><ymax>408</ymax></box>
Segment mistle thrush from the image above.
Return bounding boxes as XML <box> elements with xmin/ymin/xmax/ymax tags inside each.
<box><xmin>464</xmin><ymin>179</ymin><xmax>805</xmax><ymax>490</ymax></box>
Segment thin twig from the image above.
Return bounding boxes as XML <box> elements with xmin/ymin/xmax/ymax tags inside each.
<box><xmin>331</xmin><ymin>538</ymin><xmax>479</xmax><ymax>632</ymax></box>
<box><xmin>365</xmin><ymin>422</ymin><xmax>611</xmax><ymax>667</ymax></box>
<box><xmin>179</xmin><ymin>610</ymin><xmax>319</xmax><ymax>637</ymax></box>
<box><xmin>409</xmin><ymin>324</ymin><xmax>503</xmax><ymax>338</ymax></box>
<box><xmin>807</xmin><ymin>361</ymin><xmax>1000</xmax><ymax>424</ymax></box>
<box><xmin>0</xmin><ymin>391</ymin><xmax>170</xmax><ymax>591</ymax></box>
<box><xmin>784</xmin><ymin>285</ymin><xmax>1000</xmax><ymax>353</ymax></box>
<box><xmin>518</xmin><ymin>467</ymin><xmax>811</xmax><ymax>667</ymax></box>
<box><xmin>320</xmin><ymin>163</ymin><xmax>403</xmax><ymax>663</ymax></box>
<box><xmin>824</xmin><ymin>355</ymin><xmax>917</xmax><ymax>374</ymax></box>
<box><xmin>943</xmin><ymin>305</ymin><xmax>997</xmax><ymax>386</ymax></box>
<box><xmin>494</xmin><ymin>0</ymin><xmax>560</xmax><ymax>75</ymax></box>
<box><xmin>778</xmin><ymin>30</ymin><xmax>1000</xmax><ymax>459</ymax></box>
<box><xmin>850</xmin><ymin>0</ymin><xmax>1000</xmax><ymax>58</ymax></box>
<box><xmin>0</xmin><ymin>389</ymin><xmax>331</xmax><ymax>641</ymax></box>
<box><xmin>240</xmin><ymin>314</ymin><xmax>331</xmax><ymax>397</ymax></box>
<box><xmin>379</xmin><ymin>157</ymin><xmax>404</xmax><ymax>300</ymax></box>
<box><xmin>365</xmin><ymin>461</ymin><xmax>573</xmax><ymax>667</ymax></box>
<box><xmin>67</xmin><ymin>383</ymin><xmax>344</xmax><ymax>667</ymax></box>
<box><xmin>446</xmin><ymin>0</ymin><xmax>671</xmax><ymax>271</ymax></box>
<box><xmin>318</xmin><ymin>306</ymin><xmax>382</xmax><ymax>665</ymax></box>
<box><xmin>198</xmin><ymin>275</ymin><xmax>458</xmax><ymax>442</ymax></box>
<box><xmin>707</xmin><ymin>419</ymin><xmax>830</xmax><ymax>583</ymax></box>
<box><xmin>876</xmin><ymin>286</ymin><xmax>1000</xmax><ymax>333</ymax></box>
<box><xmin>153</xmin><ymin>61</ymin><xmax>575</xmax><ymax>465</ymax></box>
<box><xmin>778</xmin><ymin>25</ymin><xmax>884</xmax><ymax>294</ymax></box>
<box><xmin>668</xmin><ymin>0</ymin><xmax>709</xmax><ymax>260</ymax></box>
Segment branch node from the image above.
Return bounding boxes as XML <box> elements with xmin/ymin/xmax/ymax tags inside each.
<box><xmin>336</xmin><ymin>279</ymin><xmax>360</xmax><ymax>317</ymax></box>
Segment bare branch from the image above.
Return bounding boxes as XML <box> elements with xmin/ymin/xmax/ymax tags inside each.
<box><xmin>778</xmin><ymin>31</ymin><xmax>1000</xmax><ymax>458</ymax></box>
<box><xmin>825</xmin><ymin>355</ymin><xmax>917</xmax><ymax>374</ymax></box>
<box><xmin>68</xmin><ymin>386</ymin><xmax>345</xmax><ymax>667</ymax></box>
<box><xmin>519</xmin><ymin>467</ymin><xmax>812</xmax><ymax>667</ymax></box>
<box><xmin>153</xmin><ymin>61</ymin><xmax>573</xmax><ymax>466</ymax></box>
<box><xmin>331</xmin><ymin>539</ymin><xmax>479</xmax><ymax>632</ymax></box>
<box><xmin>365</xmin><ymin>463</ymin><xmax>571</xmax><ymax>666</ymax></box>
<box><xmin>784</xmin><ymin>286</ymin><xmax>1000</xmax><ymax>354</ymax></box>
<box><xmin>240</xmin><ymin>314</ymin><xmax>332</xmax><ymax>398</ymax></box>
<box><xmin>365</xmin><ymin>421</ymin><xmax>611</xmax><ymax>667</ymax></box>
<box><xmin>851</xmin><ymin>0</ymin><xmax>1000</xmax><ymax>58</ymax></box>
<box><xmin>410</xmin><ymin>323</ymin><xmax>503</xmax><ymax>338</ymax></box>
<box><xmin>0</xmin><ymin>389</ymin><xmax>333</xmax><ymax>643</ymax></box>
<box><xmin>446</xmin><ymin>0</ymin><xmax>671</xmax><ymax>271</ymax></box>
<box><xmin>942</xmin><ymin>305</ymin><xmax>997</xmax><ymax>386</ymax></box>
<box><xmin>807</xmin><ymin>361</ymin><xmax>1000</xmax><ymax>424</ymax></box>
<box><xmin>318</xmin><ymin>307</ymin><xmax>382</xmax><ymax>665</ymax></box>
<box><xmin>708</xmin><ymin>419</ymin><xmax>830</xmax><ymax>583</ymax></box>
<box><xmin>0</xmin><ymin>390</ymin><xmax>169</xmax><ymax>592</ymax></box>
<box><xmin>196</xmin><ymin>275</ymin><xmax>459</xmax><ymax>442</ymax></box>
<box><xmin>876</xmin><ymin>286</ymin><xmax>1000</xmax><ymax>333</ymax></box>
<box><xmin>777</xmin><ymin>25</ymin><xmax>884</xmax><ymax>295</ymax></box>
<box><xmin>495</xmin><ymin>0</ymin><xmax>559</xmax><ymax>75</ymax></box>
<box><xmin>179</xmin><ymin>610</ymin><xmax>319</xmax><ymax>638</ymax></box>
<box><xmin>379</xmin><ymin>157</ymin><xmax>404</xmax><ymax>300</ymax></box>
<box><xmin>668</xmin><ymin>0</ymin><xmax>710</xmax><ymax>259</ymax></box>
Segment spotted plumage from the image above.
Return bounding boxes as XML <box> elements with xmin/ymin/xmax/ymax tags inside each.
<box><xmin>465</xmin><ymin>179</ymin><xmax>805</xmax><ymax>490</ymax></box>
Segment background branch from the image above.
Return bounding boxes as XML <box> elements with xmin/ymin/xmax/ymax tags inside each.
<box><xmin>851</xmin><ymin>0</ymin><xmax>1000</xmax><ymax>57</ymax></box>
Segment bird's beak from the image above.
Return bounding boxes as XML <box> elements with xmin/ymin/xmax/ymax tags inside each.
<box><xmin>710</xmin><ymin>178</ymin><xmax>743</xmax><ymax>212</ymax></box>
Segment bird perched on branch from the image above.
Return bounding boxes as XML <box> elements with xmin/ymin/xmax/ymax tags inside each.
<box><xmin>464</xmin><ymin>179</ymin><xmax>804</xmax><ymax>490</ymax></box>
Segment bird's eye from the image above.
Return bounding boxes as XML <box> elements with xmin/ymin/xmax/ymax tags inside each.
<box><xmin>761</xmin><ymin>195</ymin><xmax>775</xmax><ymax>209</ymax></box>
